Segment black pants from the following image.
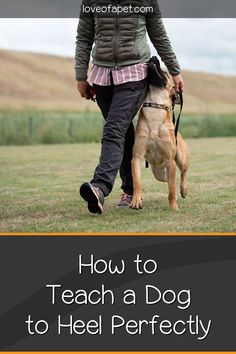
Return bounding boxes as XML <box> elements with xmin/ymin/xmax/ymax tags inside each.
<box><xmin>91</xmin><ymin>78</ymin><xmax>148</xmax><ymax>197</ymax></box>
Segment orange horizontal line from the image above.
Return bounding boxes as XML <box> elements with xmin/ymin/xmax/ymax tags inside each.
<box><xmin>0</xmin><ymin>232</ymin><xmax>235</xmax><ymax>236</ymax></box>
<box><xmin>1</xmin><ymin>352</ymin><xmax>236</xmax><ymax>354</ymax></box>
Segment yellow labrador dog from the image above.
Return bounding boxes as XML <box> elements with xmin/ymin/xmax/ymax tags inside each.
<box><xmin>130</xmin><ymin>58</ymin><xmax>189</xmax><ymax>210</ymax></box>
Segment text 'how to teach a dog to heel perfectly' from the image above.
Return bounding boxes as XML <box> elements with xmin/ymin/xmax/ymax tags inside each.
<box><xmin>0</xmin><ymin>235</ymin><xmax>235</xmax><ymax>351</ymax></box>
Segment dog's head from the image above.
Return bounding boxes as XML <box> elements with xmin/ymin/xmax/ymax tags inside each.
<box><xmin>147</xmin><ymin>57</ymin><xmax>181</xmax><ymax>105</ymax></box>
<box><xmin>147</xmin><ymin>56</ymin><xmax>168</xmax><ymax>88</ymax></box>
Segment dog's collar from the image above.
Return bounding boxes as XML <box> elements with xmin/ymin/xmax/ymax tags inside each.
<box><xmin>142</xmin><ymin>102</ymin><xmax>172</xmax><ymax>112</ymax></box>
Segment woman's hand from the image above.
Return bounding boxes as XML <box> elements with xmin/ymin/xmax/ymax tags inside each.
<box><xmin>77</xmin><ymin>81</ymin><xmax>90</xmax><ymax>99</ymax></box>
<box><xmin>172</xmin><ymin>74</ymin><xmax>184</xmax><ymax>93</ymax></box>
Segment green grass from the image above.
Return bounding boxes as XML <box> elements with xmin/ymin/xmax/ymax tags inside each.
<box><xmin>0</xmin><ymin>111</ymin><xmax>103</xmax><ymax>145</ymax></box>
<box><xmin>1</xmin><ymin>111</ymin><xmax>236</xmax><ymax>145</ymax></box>
<box><xmin>0</xmin><ymin>138</ymin><xmax>235</xmax><ymax>232</ymax></box>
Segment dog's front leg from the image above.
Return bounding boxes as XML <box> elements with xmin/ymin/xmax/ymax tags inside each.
<box><xmin>166</xmin><ymin>160</ymin><xmax>179</xmax><ymax>210</ymax></box>
<box><xmin>130</xmin><ymin>155</ymin><xmax>143</xmax><ymax>210</ymax></box>
<box><xmin>175</xmin><ymin>133</ymin><xmax>189</xmax><ymax>199</ymax></box>
<box><xmin>130</xmin><ymin>117</ymin><xmax>148</xmax><ymax>210</ymax></box>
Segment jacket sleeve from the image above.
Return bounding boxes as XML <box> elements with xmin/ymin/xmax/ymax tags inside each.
<box><xmin>75</xmin><ymin>0</ymin><xmax>95</xmax><ymax>81</ymax></box>
<box><xmin>146</xmin><ymin>0</ymin><xmax>181</xmax><ymax>76</ymax></box>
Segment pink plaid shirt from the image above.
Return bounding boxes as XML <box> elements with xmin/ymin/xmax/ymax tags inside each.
<box><xmin>88</xmin><ymin>63</ymin><xmax>148</xmax><ymax>86</ymax></box>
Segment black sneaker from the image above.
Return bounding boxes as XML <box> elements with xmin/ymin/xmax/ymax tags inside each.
<box><xmin>80</xmin><ymin>182</ymin><xmax>104</xmax><ymax>214</ymax></box>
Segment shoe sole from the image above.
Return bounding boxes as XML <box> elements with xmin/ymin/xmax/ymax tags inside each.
<box><xmin>116</xmin><ymin>204</ymin><xmax>131</xmax><ymax>208</ymax></box>
<box><xmin>80</xmin><ymin>182</ymin><xmax>103</xmax><ymax>214</ymax></box>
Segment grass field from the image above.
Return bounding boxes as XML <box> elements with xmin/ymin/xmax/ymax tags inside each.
<box><xmin>0</xmin><ymin>111</ymin><xmax>103</xmax><ymax>145</ymax></box>
<box><xmin>0</xmin><ymin>138</ymin><xmax>235</xmax><ymax>232</ymax></box>
<box><xmin>1</xmin><ymin>111</ymin><xmax>236</xmax><ymax>145</ymax></box>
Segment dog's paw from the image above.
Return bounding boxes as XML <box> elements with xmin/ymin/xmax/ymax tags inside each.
<box><xmin>130</xmin><ymin>195</ymin><xmax>142</xmax><ymax>210</ymax></box>
<box><xmin>169</xmin><ymin>202</ymin><xmax>179</xmax><ymax>211</ymax></box>
<box><xmin>180</xmin><ymin>186</ymin><xmax>188</xmax><ymax>198</ymax></box>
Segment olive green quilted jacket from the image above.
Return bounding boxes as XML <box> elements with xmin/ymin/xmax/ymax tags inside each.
<box><xmin>75</xmin><ymin>0</ymin><xmax>181</xmax><ymax>80</ymax></box>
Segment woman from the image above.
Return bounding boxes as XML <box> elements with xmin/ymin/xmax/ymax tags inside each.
<box><xmin>75</xmin><ymin>0</ymin><xmax>184</xmax><ymax>214</ymax></box>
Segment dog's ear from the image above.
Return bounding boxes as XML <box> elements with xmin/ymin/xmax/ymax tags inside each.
<box><xmin>148</xmin><ymin>56</ymin><xmax>167</xmax><ymax>88</ymax></box>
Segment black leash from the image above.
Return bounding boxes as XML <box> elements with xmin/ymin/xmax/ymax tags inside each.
<box><xmin>172</xmin><ymin>92</ymin><xmax>184</xmax><ymax>143</ymax></box>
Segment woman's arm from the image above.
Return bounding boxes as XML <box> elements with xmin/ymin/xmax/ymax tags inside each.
<box><xmin>75</xmin><ymin>0</ymin><xmax>95</xmax><ymax>81</ymax></box>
